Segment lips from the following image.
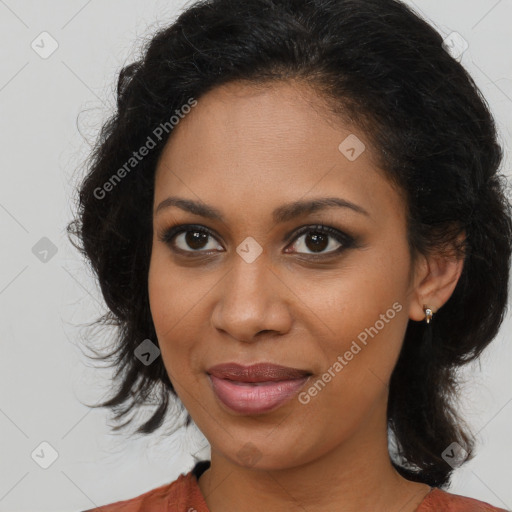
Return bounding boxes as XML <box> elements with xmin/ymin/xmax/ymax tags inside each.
<box><xmin>207</xmin><ymin>362</ymin><xmax>311</xmax><ymax>382</ymax></box>
<box><xmin>206</xmin><ymin>362</ymin><xmax>312</xmax><ymax>414</ymax></box>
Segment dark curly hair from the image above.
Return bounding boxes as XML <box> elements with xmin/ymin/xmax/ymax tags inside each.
<box><xmin>67</xmin><ymin>0</ymin><xmax>512</xmax><ymax>489</ymax></box>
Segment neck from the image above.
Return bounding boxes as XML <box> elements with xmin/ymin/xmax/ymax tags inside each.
<box><xmin>197</xmin><ymin>397</ymin><xmax>431</xmax><ymax>512</ymax></box>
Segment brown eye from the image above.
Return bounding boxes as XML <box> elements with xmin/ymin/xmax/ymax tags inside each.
<box><xmin>181</xmin><ymin>230</ymin><xmax>210</xmax><ymax>250</ymax></box>
<box><xmin>159</xmin><ymin>223</ymin><xmax>355</xmax><ymax>259</ymax></box>
<box><xmin>285</xmin><ymin>225</ymin><xmax>355</xmax><ymax>257</ymax></box>
<box><xmin>298</xmin><ymin>232</ymin><xmax>332</xmax><ymax>253</ymax></box>
<box><xmin>159</xmin><ymin>225</ymin><xmax>223</xmax><ymax>253</ymax></box>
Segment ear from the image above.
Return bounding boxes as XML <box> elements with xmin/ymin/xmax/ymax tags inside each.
<box><xmin>408</xmin><ymin>231</ymin><xmax>466</xmax><ymax>322</ymax></box>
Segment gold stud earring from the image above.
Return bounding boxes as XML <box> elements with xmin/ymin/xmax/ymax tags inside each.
<box><xmin>423</xmin><ymin>305</ymin><xmax>433</xmax><ymax>324</ymax></box>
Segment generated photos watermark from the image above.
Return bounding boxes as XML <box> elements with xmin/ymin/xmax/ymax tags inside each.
<box><xmin>94</xmin><ymin>97</ymin><xmax>198</xmax><ymax>200</ymax></box>
<box><xmin>298</xmin><ymin>301</ymin><xmax>403</xmax><ymax>404</ymax></box>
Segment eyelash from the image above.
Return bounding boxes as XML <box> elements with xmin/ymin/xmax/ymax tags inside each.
<box><xmin>157</xmin><ymin>223</ymin><xmax>356</xmax><ymax>260</ymax></box>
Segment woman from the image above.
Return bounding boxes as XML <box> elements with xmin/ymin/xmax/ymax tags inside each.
<box><xmin>68</xmin><ymin>0</ymin><xmax>512</xmax><ymax>510</ymax></box>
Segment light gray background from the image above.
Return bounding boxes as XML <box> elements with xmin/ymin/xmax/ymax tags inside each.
<box><xmin>0</xmin><ymin>1</ymin><xmax>511</xmax><ymax>511</ymax></box>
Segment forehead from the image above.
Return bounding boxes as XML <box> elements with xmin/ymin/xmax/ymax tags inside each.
<box><xmin>153</xmin><ymin>80</ymin><xmax>405</xmax><ymax>225</ymax></box>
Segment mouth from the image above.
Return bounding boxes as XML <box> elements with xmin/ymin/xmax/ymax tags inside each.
<box><xmin>207</xmin><ymin>362</ymin><xmax>312</xmax><ymax>382</ymax></box>
<box><xmin>206</xmin><ymin>362</ymin><xmax>312</xmax><ymax>414</ymax></box>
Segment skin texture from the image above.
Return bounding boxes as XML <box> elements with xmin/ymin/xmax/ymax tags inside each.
<box><xmin>148</xmin><ymin>80</ymin><xmax>464</xmax><ymax>512</ymax></box>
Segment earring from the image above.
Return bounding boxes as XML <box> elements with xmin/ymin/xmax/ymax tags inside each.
<box><xmin>423</xmin><ymin>305</ymin><xmax>434</xmax><ymax>324</ymax></box>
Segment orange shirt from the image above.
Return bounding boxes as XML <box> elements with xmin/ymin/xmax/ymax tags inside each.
<box><xmin>83</xmin><ymin>461</ymin><xmax>509</xmax><ymax>512</ymax></box>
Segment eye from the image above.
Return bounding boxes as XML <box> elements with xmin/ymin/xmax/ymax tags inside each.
<box><xmin>158</xmin><ymin>224</ymin><xmax>223</xmax><ymax>254</ymax></box>
<box><xmin>284</xmin><ymin>224</ymin><xmax>355</xmax><ymax>257</ymax></box>
<box><xmin>159</xmin><ymin>222</ymin><xmax>356</xmax><ymax>259</ymax></box>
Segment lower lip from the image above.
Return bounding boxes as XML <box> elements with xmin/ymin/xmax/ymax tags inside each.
<box><xmin>208</xmin><ymin>374</ymin><xmax>310</xmax><ymax>414</ymax></box>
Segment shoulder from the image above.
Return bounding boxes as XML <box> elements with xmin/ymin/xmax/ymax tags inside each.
<box><xmin>418</xmin><ymin>487</ymin><xmax>509</xmax><ymax>512</ymax></box>
<box><xmin>80</xmin><ymin>466</ymin><xmax>207</xmax><ymax>512</ymax></box>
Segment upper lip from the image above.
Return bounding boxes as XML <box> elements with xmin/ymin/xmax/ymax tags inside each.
<box><xmin>207</xmin><ymin>362</ymin><xmax>312</xmax><ymax>383</ymax></box>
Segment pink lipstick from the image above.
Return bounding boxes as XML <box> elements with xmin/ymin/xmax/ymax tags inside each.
<box><xmin>207</xmin><ymin>362</ymin><xmax>311</xmax><ymax>414</ymax></box>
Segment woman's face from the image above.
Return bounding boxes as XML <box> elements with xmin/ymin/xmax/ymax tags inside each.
<box><xmin>148</xmin><ymin>80</ymin><xmax>423</xmax><ymax>470</ymax></box>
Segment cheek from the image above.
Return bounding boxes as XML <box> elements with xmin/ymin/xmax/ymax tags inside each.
<box><xmin>312</xmin><ymin>248</ymin><xmax>411</xmax><ymax>382</ymax></box>
<box><xmin>148</xmin><ymin>252</ymin><xmax>174</xmax><ymax>334</ymax></box>
<box><xmin>148</xmin><ymin>250</ymin><xmax>193</xmax><ymax>363</ymax></box>
<box><xmin>148</xmin><ymin>247</ymin><xmax>201</xmax><ymax>331</ymax></box>
<box><xmin>147</xmin><ymin>248</ymin><xmax>216</xmax><ymax>383</ymax></box>
<box><xmin>318</xmin><ymin>248</ymin><xmax>408</xmax><ymax>322</ymax></box>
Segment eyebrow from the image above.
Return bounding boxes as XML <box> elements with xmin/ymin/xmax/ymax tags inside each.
<box><xmin>155</xmin><ymin>196</ymin><xmax>370</xmax><ymax>223</ymax></box>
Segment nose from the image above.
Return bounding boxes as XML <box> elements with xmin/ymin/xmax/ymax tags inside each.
<box><xmin>210</xmin><ymin>252</ymin><xmax>293</xmax><ymax>343</ymax></box>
